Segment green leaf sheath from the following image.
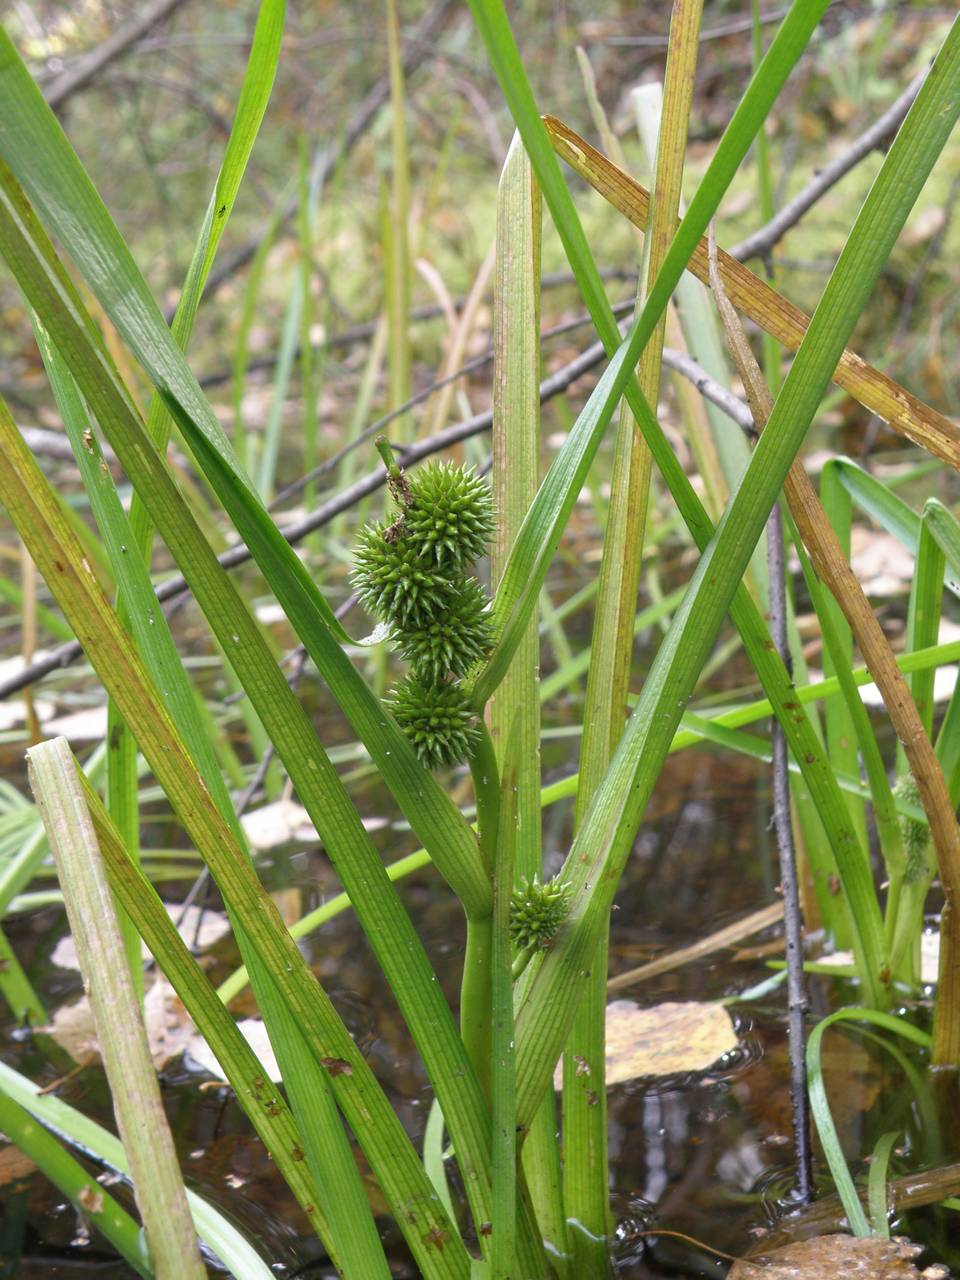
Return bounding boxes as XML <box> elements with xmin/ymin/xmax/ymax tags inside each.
<box><xmin>510</xmin><ymin>15</ymin><xmax>960</xmax><ymax>1126</ymax></box>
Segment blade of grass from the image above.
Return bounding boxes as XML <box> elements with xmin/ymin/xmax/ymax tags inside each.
<box><xmin>868</xmin><ymin>1131</ymin><xmax>899</xmax><ymax>1239</ymax></box>
<box><xmin>384</xmin><ymin>0</ymin><xmax>413</xmax><ymax>441</ymax></box>
<box><xmin>0</xmin><ymin>1090</ymin><xmax>152</xmax><ymax>1278</ymax></box>
<box><xmin>0</xmin><ymin>395</ymin><xmax>470</xmax><ymax>1278</ymax></box>
<box><xmin>807</xmin><ymin>1008</ymin><xmax>931</xmax><ymax>1237</ymax></box>
<box><xmin>818</xmin><ymin>464</ymin><xmax>870</xmax><ymax>870</ymax></box>
<box><xmin>0</xmin><ymin>1059</ymin><xmax>276</xmax><ymax>1280</ymax></box>
<box><xmin>491</xmin><ymin>734</ymin><xmax>520</xmax><ymax>1279</ymax></box>
<box><xmin>903</xmin><ymin>509</ymin><xmax>947</xmax><ymax>748</ymax></box>
<box><xmin>545</xmin><ymin>118</ymin><xmax>960</xmax><ymax>473</ymax></box>
<box><xmin>27</xmin><ymin>737</ymin><xmax>206</xmax><ymax>1280</ymax></box>
<box><xmin>631</xmin><ymin>80</ymin><xmax>765</xmax><ymax>594</ymax></box>
<box><xmin>256</xmin><ymin>267</ymin><xmax>302</xmax><ymax>501</ymax></box>
<box><xmin>509</xmin><ymin>15</ymin><xmax>960</xmax><ymax>1121</ymax></box>
<box><xmin>566</xmin><ymin>4</ymin><xmax>703</xmax><ymax>1266</ymax></box>
<box><xmin>888</xmin><ymin>513</ymin><xmax>946</xmax><ymax>983</ymax></box>
<box><xmin>79</xmin><ymin>773</ymin><xmax>377</xmax><ymax>1274</ymax></box>
<box><xmin>488</xmin><ymin>131</ymin><xmax>566</xmax><ymax>1268</ymax></box>
<box><xmin>0</xmin><ymin>924</ymin><xmax>44</xmax><ymax>1023</ymax></box>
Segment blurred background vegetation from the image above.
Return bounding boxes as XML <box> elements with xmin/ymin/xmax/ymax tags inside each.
<box><xmin>3</xmin><ymin>0</ymin><xmax>957</xmax><ymax>498</ymax></box>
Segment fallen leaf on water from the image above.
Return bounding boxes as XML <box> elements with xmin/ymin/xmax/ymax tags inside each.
<box><xmin>554</xmin><ymin>1000</ymin><xmax>738</xmax><ymax>1089</ymax></box>
<box><xmin>240</xmin><ymin>799</ymin><xmax>387</xmax><ymax>850</ymax></box>
<box><xmin>47</xmin><ymin>978</ymin><xmax>194</xmax><ymax>1069</ymax></box>
<box><xmin>186</xmin><ymin>1017</ymin><xmax>281</xmax><ymax>1083</ymax></box>
<box><xmin>0</xmin><ymin>1143</ymin><xmax>37</xmax><ymax>1185</ymax></box>
<box><xmin>52</xmin><ymin>903</ymin><xmax>230</xmax><ymax>970</ymax></box>
<box><xmin>729</xmin><ymin>1232</ymin><xmax>945</xmax><ymax>1278</ymax></box>
<box><xmin>821</xmin><ymin>932</ymin><xmax>939</xmax><ymax>986</ymax></box>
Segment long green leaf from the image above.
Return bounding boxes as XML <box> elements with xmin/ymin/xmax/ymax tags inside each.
<box><xmin>0</xmin><ymin>1059</ymin><xmax>275</xmax><ymax>1280</ymax></box>
<box><xmin>806</xmin><ymin>1008</ymin><xmax>931</xmax><ymax>1237</ymax></box>
<box><xmin>78</xmin><ymin>776</ymin><xmax>357</xmax><ymax>1270</ymax></box>
<box><xmin>0</xmin><ymin>1089</ymin><xmax>152</xmax><ymax>1277</ymax></box>
<box><xmin>510</xmin><ymin>14</ymin><xmax>960</xmax><ymax>1125</ymax></box>
<box><xmin>28</xmin><ymin>737</ymin><xmax>206</xmax><ymax>1280</ymax></box>
<box><xmin>0</xmin><ymin>27</ymin><xmax>490</xmax><ymax>920</ymax></box>
<box><xmin>489</xmin><ymin>134</ymin><xmax>567</xmax><ymax>1266</ymax></box>
<box><xmin>35</xmin><ymin>328</ymin><xmax>388</xmax><ymax>1275</ymax></box>
<box><xmin>0</xmin><ymin>394</ymin><xmax>469</xmax><ymax>1279</ymax></box>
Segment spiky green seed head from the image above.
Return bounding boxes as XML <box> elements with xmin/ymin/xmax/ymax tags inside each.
<box><xmin>387</xmin><ymin>676</ymin><xmax>480</xmax><ymax>769</ymax></box>
<box><xmin>509</xmin><ymin>875</ymin><xmax>572</xmax><ymax>951</ymax></box>
<box><xmin>894</xmin><ymin>773</ymin><xmax>933</xmax><ymax>883</ymax></box>
<box><xmin>402</xmin><ymin>462</ymin><xmax>494</xmax><ymax>566</ymax></box>
<box><xmin>393</xmin><ymin>577</ymin><xmax>493</xmax><ymax>681</ymax></box>
<box><xmin>351</xmin><ymin>522</ymin><xmax>451</xmax><ymax>626</ymax></box>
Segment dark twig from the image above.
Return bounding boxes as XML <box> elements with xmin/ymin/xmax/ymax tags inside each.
<box><xmin>269</xmin><ymin>293</ymin><xmax>638</xmax><ymax>509</ymax></box>
<box><xmin>766</xmin><ymin>502</ymin><xmax>813</xmax><ymax>1205</ymax></box>
<box><xmin>43</xmin><ymin>0</ymin><xmax>194</xmax><ymax>110</ymax></box>
<box><xmin>729</xmin><ymin>67</ymin><xmax>927</xmax><ymax>263</ymax></box>
<box><xmin>1</xmin><ymin>333</ymin><xmax>610</xmax><ymax>699</ymax></box>
<box><xmin>196</xmin><ymin>267</ymin><xmax>636</xmax><ymax>390</ymax></box>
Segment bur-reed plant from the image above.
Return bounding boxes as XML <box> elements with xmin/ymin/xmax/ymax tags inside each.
<box><xmin>1</xmin><ymin>2</ymin><xmax>960</xmax><ymax>1276</ymax></box>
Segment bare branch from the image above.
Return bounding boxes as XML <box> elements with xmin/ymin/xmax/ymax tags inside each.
<box><xmin>729</xmin><ymin>67</ymin><xmax>927</xmax><ymax>263</ymax></box>
<box><xmin>44</xmin><ymin>0</ymin><xmax>194</xmax><ymax>110</ymax></box>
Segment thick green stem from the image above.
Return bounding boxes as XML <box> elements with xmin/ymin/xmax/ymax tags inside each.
<box><xmin>461</xmin><ymin>914</ymin><xmax>494</xmax><ymax>1101</ymax></box>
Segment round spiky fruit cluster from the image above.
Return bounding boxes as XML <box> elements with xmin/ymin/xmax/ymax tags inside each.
<box><xmin>351</xmin><ymin>451</ymin><xmax>495</xmax><ymax>771</ymax></box>
<box><xmin>403</xmin><ymin>462</ymin><xmax>495</xmax><ymax>566</ymax></box>
<box><xmin>387</xmin><ymin>676</ymin><xmax>481</xmax><ymax>770</ymax></box>
<box><xmin>509</xmin><ymin>875</ymin><xmax>572</xmax><ymax>951</ymax></box>
<box><xmin>351</xmin><ymin>522</ymin><xmax>451</xmax><ymax>625</ymax></box>
<box><xmin>894</xmin><ymin>773</ymin><xmax>933</xmax><ymax>883</ymax></box>
<box><xmin>393</xmin><ymin>578</ymin><xmax>494</xmax><ymax>682</ymax></box>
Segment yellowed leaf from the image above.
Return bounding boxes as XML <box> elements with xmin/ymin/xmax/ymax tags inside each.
<box><xmin>186</xmin><ymin>1017</ymin><xmax>281</xmax><ymax>1084</ymax></box>
<box><xmin>52</xmin><ymin>904</ymin><xmax>230</xmax><ymax>970</ymax></box>
<box><xmin>554</xmin><ymin>1000</ymin><xmax>738</xmax><ymax>1089</ymax></box>
<box><xmin>48</xmin><ymin>978</ymin><xmax>193</xmax><ymax>1069</ymax></box>
<box><xmin>729</xmin><ymin>1233</ymin><xmax>943</xmax><ymax>1278</ymax></box>
<box><xmin>0</xmin><ymin>1143</ymin><xmax>37</xmax><ymax>1184</ymax></box>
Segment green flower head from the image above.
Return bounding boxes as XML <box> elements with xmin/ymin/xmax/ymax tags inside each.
<box><xmin>509</xmin><ymin>875</ymin><xmax>572</xmax><ymax>951</ymax></box>
<box><xmin>387</xmin><ymin>675</ymin><xmax>481</xmax><ymax>770</ymax></box>
<box><xmin>351</xmin><ymin>522</ymin><xmax>451</xmax><ymax>627</ymax></box>
<box><xmin>402</xmin><ymin>462</ymin><xmax>495</xmax><ymax>567</ymax></box>
<box><xmin>393</xmin><ymin>577</ymin><xmax>494</xmax><ymax>681</ymax></box>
